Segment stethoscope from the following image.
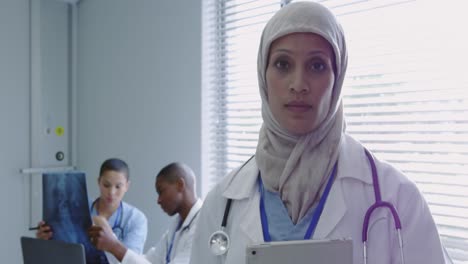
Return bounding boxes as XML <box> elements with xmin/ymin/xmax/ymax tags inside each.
<box><xmin>91</xmin><ymin>198</ymin><xmax>124</xmax><ymax>240</ymax></box>
<box><xmin>208</xmin><ymin>149</ymin><xmax>405</xmax><ymax>264</ymax></box>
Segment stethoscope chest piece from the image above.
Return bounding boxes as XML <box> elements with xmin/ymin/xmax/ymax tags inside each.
<box><xmin>209</xmin><ymin>229</ymin><xmax>230</xmax><ymax>255</ymax></box>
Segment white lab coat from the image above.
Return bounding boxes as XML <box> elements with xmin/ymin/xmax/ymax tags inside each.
<box><xmin>190</xmin><ymin>134</ymin><xmax>452</xmax><ymax>264</ymax></box>
<box><xmin>122</xmin><ymin>199</ymin><xmax>203</xmax><ymax>264</ymax></box>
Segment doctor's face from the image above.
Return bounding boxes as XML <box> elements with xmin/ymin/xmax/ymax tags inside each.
<box><xmin>98</xmin><ymin>170</ymin><xmax>129</xmax><ymax>208</ymax></box>
<box><xmin>156</xmin><ymin>177</ymin><xmax>183</xmax><ymax>216</ymax></box>
<box><xmin>265</xmin><ymin>32</ymin><xmax>335</xmax><ymax>135</ymax></box>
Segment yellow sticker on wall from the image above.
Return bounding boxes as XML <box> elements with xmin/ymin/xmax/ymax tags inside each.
<box><xmin>55</xmin><ymin>126</ymin><xmax>65</xmax><ymax>136</ymax></box>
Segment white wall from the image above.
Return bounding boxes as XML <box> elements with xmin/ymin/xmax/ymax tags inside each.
<box><xmin>0</xmin><ymin>0</ymin><xmax>70</xmax><ymax>262</ymax></box>
<box><xmin>0</xmin><ymin>0</ymin><xmax>201</xmax><ymax>261</ymax></box>
<box><xmin>0</xmin><ymin>0</ymin><xmax>32</xmax><ymax>262</ymax></box>
<box><xmin>77</xmin><ymin>0</ymin><xmax>202</xmax><ymax>250</ymax></box>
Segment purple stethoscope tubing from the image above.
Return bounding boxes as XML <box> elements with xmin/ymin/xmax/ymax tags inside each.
<box><xmin>362</xmin><ymin>149</ymin><xmax>405</xmax><ymax>264</ymax></box>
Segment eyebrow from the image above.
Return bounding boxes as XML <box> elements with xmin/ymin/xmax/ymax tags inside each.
<box><xmin>271</xmin><ymin>48</ymin><xmax>329</xmax><ymax>57</ymax></box>
<box><xmin>103</xmin><ymin>180</ymin><xmax>124</xmax><ymax>185</ymax></box>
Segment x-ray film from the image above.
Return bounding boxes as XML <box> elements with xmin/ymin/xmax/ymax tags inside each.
<box><xmin>43</xmin><ymin>172</ymin><xmax>109</xmax><ymax>264</ymax></box>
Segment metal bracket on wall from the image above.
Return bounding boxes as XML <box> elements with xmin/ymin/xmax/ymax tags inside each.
<box><xmin>20</xmin><ymin>166</ymin><xmax>75</xmax><ymax>175</ymax></box>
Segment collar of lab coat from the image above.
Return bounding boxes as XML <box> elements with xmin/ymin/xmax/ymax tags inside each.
<box><xmin>313</xmin><ymin>134</ymin><xmax>374</xmax><ymax>238</ymax></box>
<box><xmin>220</xmin><ymin>134</ymin><xmax>374</xmax><ymax>241</ymax></box>
<box><xmin>179</xmin><ymin>199</ymin><xmax>202</xmax><ymax>230</ymax></box>
<box><xmin>336</xmin><ymin>134</ymin><xmax>374</xmax><ymax>185</ymax></box>
<box><xmin>221</xmin><ymin>156</ymin><xmax>259</xmax><ymax>200</ymax></box>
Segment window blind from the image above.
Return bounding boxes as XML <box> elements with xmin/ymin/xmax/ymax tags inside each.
<box><xmin>202</xmin><ymin>0</ymin><xmax>468</xmax><ymax>262</ymax></box>
<box><xmin>201</xmin><ymin>0</ymin><xmax>280</xmax><ymax>193</ymax></box>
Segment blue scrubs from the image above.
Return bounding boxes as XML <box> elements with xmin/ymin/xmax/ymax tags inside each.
<box><xmin>263</xmin><ymin>188</ymin><xmax>317</xmax><ymax>241</ymax></box>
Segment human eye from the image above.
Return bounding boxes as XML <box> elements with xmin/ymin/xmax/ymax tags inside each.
<box><xmin>156</xmin><ymin>186</ymin><xmax>163</xmax><ymax>195</ymax></box>
<box><xmin>272</xmin><ymin>56</ymin><xmax>291</xmax><ymax>72</ymax></box>
<box><xmin>308</xmin><ymin>60</ymin><xmax>326</xmax><ymax>72</ymax></box>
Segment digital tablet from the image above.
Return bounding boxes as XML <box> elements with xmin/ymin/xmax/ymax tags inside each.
<box><xmin>246</xmin><ymin>238</ymin><xmax>353</xmax><ymax>264</ymax></box>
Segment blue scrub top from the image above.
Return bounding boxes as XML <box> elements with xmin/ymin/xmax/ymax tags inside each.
<box><xmin>263</xmin><ymin>188</ymin><xmax>317</xmax><ymax>241</ymax></box>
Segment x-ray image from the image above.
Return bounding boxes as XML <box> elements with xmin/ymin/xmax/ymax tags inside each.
<box><xmin>43</xmin><ymin>172</ymin><xmax>109</xmax><ymax>264</ymax></box>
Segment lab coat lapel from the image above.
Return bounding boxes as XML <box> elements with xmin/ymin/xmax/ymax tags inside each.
<box><xmin>239</xmin><ymin>189</ymin><xmax>264</xmax><ymax>243</ymax></box>
<box><xmin>312</xmin><ymin>134</ymin><xmax>370</xmax><ymax>239</ymax></box>
<box><xmin>222</xmin><ymin>157</ymin><xmax>263</xmax><ymax>243</ymax></box>
<box><xmin>313</xmin><ymin>171</ymin><xmax>347</xmax><ymax>239</ymax></box>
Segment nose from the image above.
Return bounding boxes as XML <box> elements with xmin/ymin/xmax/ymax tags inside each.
<box><xmin>289</xmin><ymin>68</ymin><xmax>310</xmax><ymax>94</ymax></box>
<box><xmin>157</xmin><ymin>196</ymin><xmax>162</xmax><ymax>205</ymax></box>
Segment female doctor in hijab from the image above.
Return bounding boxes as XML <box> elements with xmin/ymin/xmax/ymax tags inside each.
<box><xmin>190</xmin><ymin>2</ymin><xmax>452</xmax><ymax>264</ymax></box>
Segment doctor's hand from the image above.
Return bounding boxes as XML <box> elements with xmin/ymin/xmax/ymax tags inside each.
<box><xmin>88</xmin><ymin>215</ymin><xmax>116</xmax><ymax>251</ymax></box>
<box><xmin>35</xmin><ymin>221</ymin><xmax>53</xmax><ymax>240</ymax></box>
<box><xmin>88</xmin><ymin>216</ymin><xmax>128</xmax><ymax>262</ymax></box>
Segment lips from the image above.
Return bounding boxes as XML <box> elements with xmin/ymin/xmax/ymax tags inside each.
<box><xmin>285</xmin><ymin>101</ymin><xmax>312</xmax><ymax>113</ymax></box>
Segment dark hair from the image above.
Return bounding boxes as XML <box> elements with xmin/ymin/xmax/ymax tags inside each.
<box><xmin>156</xmin><ymin>162</ymin><xmax>195</xmax><ymax>191</ymax></box>
<box><xmin>156</xmin><ymin>162</ymin><xmax>182</xmax><ymax>183</ymax></box>
<box><xmin>99</xmin><ymin>158</ymin><xmax>129</xmax><ymax>181</ymax></box>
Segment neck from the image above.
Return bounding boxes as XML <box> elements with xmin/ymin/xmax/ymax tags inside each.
<box><xmin>96</xmin><ymin>198</ymin><xmax>119</xmax><ymax>218</ymax></box>
<box><xmin>178</xmin><ymin>195</ymin><xmax>197</xmax><ymax>222</ymax></box>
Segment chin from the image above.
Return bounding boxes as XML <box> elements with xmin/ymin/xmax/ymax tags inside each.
<box><xmin>286</xmin><ymin>126</ymin><xmax>316</xmax><ymax>136</ymax></box>
<box><xmin>167</xmin><ymin>211</ymin><xmax>176</xmax><ymax>216</ymax></box>
<box><xmin>282</xmin><ymin>119</ymin><xmax>319</xmax><ymax>136</ymax></box>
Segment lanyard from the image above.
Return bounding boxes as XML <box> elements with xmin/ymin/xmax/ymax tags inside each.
<box><xmin>258</xmin><ymin>162</ymin><xmax>337</xmax><ymax>242</ymax></box>
<box><xmin>165</xmin><ymin>209</ymin><xmax>200</xmax><ymax>264</ymax></box>
<box><xmin>166</xmin><ymin>220</ymin><xmax>182</xmax><ymax>264</ymax></box>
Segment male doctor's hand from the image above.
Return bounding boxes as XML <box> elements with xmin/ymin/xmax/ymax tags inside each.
<box><xmin>88</xmin><ymin>215</ymin><xmax>128</xmax><ymax>261</ymax></box>
<box><xmin>88</xmin><ymin>215</ymin><xmax>117</xmax><ymax>251</ymax></box>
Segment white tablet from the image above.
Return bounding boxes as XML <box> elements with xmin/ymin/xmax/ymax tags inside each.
<box><xmin>246</xmin><ymin>238</ymin><xmax>353</xmax><ymax>264</ymax></box>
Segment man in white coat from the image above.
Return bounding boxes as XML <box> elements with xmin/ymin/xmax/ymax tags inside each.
<box><xmin>189</xmin><ymin>2</ymin><xmax>452</xmax><ymax>264</ymax></box>
<box><xmin>90</xmin><ymin>162</ymin><xmax>202</xmax><ymax>264</ymax></box>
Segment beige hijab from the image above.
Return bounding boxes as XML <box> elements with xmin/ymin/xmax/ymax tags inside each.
<box><xmin>255</xmin><ymin>1</ymin><xmax>348</xmax><ymax>223</ymax></box>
